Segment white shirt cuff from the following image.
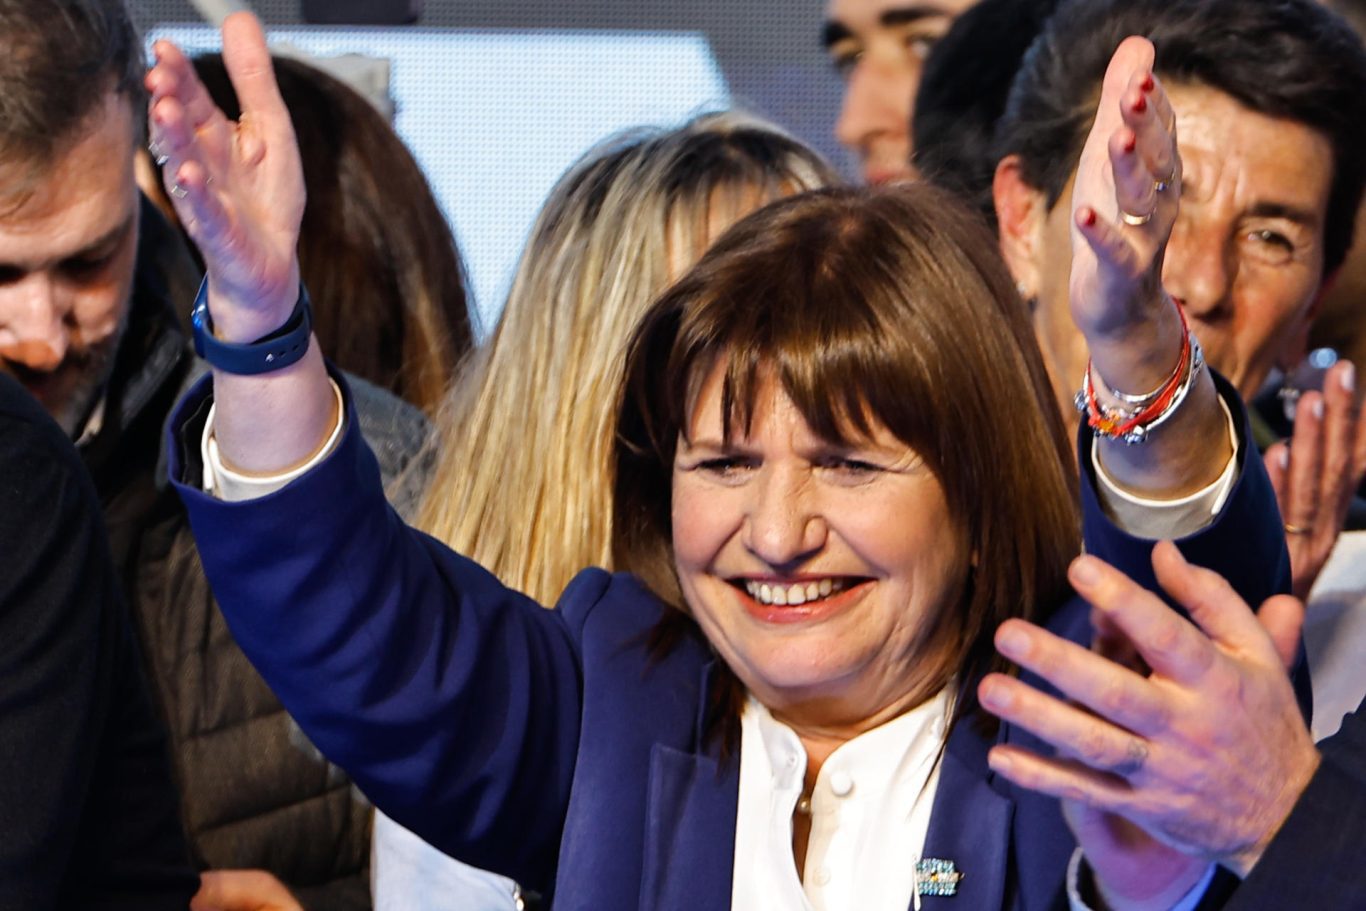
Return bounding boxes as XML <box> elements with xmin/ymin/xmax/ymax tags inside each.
<box><xmin>1092</xmin><ymin>395</ymin><xmax>1239</xmax><ymax>540</ymax></box>
<box><xmin>1067</xmin><ymin>848</ymin><xmax>1217</xmax><ymax>911</ymax></box>
<box><xmin>201</xmin><ymin>379</ymin><xmax>346</xmax><ymax>502</ymax></box>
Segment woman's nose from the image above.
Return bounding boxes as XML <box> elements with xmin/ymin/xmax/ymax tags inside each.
<box><xmin>741</xmin><ymin>467</ymin><xmax>827</xmax><ymax>568</ymax></box>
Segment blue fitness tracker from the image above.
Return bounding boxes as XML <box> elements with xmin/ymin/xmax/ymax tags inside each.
<box><xmin>191</xmin><ymin>278</ymin><xmax>313</xmax><ymax>375</ymax></box>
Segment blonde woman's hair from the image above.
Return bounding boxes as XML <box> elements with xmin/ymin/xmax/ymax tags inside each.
<box><xmin>417</xmin><ymin>112</ymin><xmax>837</xmax><ymax>603</ymax></box>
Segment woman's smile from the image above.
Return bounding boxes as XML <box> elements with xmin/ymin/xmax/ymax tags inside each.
<box><xmin>732</xmin><ymin>575</ymin><xmax>871</xmax><ymax>622</ymax></box>
<box><xmin>672</xmin><ymin>363</ymin><xmax>967</xmax><ymax>716</ymax></box>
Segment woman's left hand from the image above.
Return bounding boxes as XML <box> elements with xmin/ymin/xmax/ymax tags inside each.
<box><xmin>1068</xmin><ymin>36</ymin><xmax>1182</xmax><ymax>379</ymax></box>
<box><xmin>1069</xmin><ymin>37</ymin><xmax>1230</xmax><ymax>499</ymax></box>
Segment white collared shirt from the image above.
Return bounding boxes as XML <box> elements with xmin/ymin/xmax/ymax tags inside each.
<box><xmin>732</xmin><ymin>690</ymin><xmax>953</xmax><ymax>911</ymax></box>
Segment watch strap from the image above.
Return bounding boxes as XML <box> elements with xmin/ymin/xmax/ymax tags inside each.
<box><xmin>191</xmin><ymin>278</ymin><xmax>313</xmax><ymax>376</ymax></box>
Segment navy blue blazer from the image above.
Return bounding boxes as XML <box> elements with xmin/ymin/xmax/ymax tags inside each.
<box><xmin>168</xmin><ymin>372</ymin><xmax>1288</xmax><ymax>911</ymax></box>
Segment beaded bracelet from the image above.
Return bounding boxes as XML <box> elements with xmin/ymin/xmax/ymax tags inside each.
<box><xmin>1073</xmin><ymin>298</ymin><xmax>1205</xmax><ymax>445</ymax></box>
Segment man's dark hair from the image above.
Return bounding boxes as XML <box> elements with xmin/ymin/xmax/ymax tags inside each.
<box><xmin>996</xmin><ymin>0</ymin><xmax>1366</xmax><ymax>275</ymax></box>
<box><xmin>912</xmin><ymin>0</ymin><xmax>1061</xmax><ymax>226</ymax></box>
<box><xmin>0</xmin><ymin>0</ymin><xmax>145</xmax><ymax>166</ymax></box>
<box><xmin>1331</xmin><ymin>0</ymin><xmax>1366</xmax><ymax>38</ymax></box>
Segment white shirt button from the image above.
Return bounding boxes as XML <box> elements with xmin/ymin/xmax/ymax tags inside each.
<box><xmin>829</xmin><ymin>770</ymin><xmax>854</xmax><ymax>797</ymax></box>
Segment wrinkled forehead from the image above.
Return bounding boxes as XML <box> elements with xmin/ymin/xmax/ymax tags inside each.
<box><xmin>1165</xmin><ymin>82</ymin><xmax>1333</xmax><ymax>220</ymax></box>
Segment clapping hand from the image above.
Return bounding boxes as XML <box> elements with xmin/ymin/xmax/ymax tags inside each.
<box><xmin>1265</xmin><ymin>360</ymin><xmax>1366</xmax><ymax>599</ymax></box>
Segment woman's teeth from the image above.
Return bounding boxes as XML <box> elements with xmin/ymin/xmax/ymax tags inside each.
<box><xmin>744</xmin><ymin>578</ymin><xmax>847</xmax><ymax>606</ymax></box>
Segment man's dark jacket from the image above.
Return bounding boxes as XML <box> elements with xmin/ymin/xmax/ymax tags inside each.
<box><xmin>78</xmin><ymin>199</ymin><xmax>430</xmax><ymax>908</ymax></box>
<box><xmin>0</xmin><ymin>370</ymin><xmax>198</xmax><ymax>909</ymax></box>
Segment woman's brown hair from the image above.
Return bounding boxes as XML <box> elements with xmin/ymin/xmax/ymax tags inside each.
<box><xmin>615</xmin><ymin>183</ymin><xmax>1081</xmax><ymax>733</ymax></box>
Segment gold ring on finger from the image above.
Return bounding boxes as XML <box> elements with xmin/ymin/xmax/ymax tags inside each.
<box><xmin>1120</xmin><ymin>205</ymin><xmax>1154</xmax><ymax>227</ymax></box>
<box><xmin>1284</xmin><ymin>522</ymin><xmax>1312</xmax><ymax>536</ymax></box>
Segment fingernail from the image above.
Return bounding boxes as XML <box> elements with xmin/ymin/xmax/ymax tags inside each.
<box><xmin>1280</xmin><ymin>447</ymin><xmax>1291</xmax><ymax>470</ymax></box>
<box><xmin>1141</xmin><ymin>73</ymin><xmax>1155</xmax><ymax>92</ymax></box>
<box><xmin>1123</xmin><ymin>133</ymin><xmax>1137</xmax><ymax>153</ymax></box>
<box><xmin>1070</xmin><ymin>555</ymin><xmax>1101</xmax><ymax>586</ymax></box>
<box><xmin>997</xmin><ymin>625</ymin><xmax>1030</xmax><ymax>657</ymax></box>
<box><xmin>1314</xmin><ymin>397</ymin><xmax>1325</xmax><ymax>420</ymax></box>
<box><xmin>1082</xmin><ymin>207</ymin><xmax>1097</xmax><ymax>227</ymax></box>
<box><xmin>1133</xmin><ymin>95</ymin><xmax>1148</xmax><ymax>114</ymax></box>
<box><xmin>1341</xmin><ymin>362</ymin><xmax>1356</xmax><ymax>393</ymax></box>
<box><xmin>979</xmin><ymin>679</ymin><xmax>1011</xmax><ymax>710</ymax></box>
<box><xmin>988</xmin><ymin>750</ymin><xmax>1015</xmax><ymax>775</ymax></box>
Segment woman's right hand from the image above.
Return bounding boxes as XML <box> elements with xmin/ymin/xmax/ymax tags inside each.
<box><xmin>1069</xmin><ymin>37</ymin><xmax>1230</xmax><ymax>500</ymax></box>
<box><xmin>146</xmin><ymin>12</ymin><xmax>303</xmax><ymax>343</ymax></box>
<box><xmin>147</xmin><ymin>13</ymin><xmax>336</xmax><ymax>477</ymax></box>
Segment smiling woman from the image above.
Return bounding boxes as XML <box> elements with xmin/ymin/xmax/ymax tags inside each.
<box><xmin>155</xmin><ymin>14</ymin><xmax>1288</xmax><ymax>911</ymax></box>
<box><xmin>616</xmin><ymin>188</ymin><xmax>1077</xmax><ymax>739</ymax></box>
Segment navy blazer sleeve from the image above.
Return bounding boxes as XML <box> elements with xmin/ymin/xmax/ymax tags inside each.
<box><xmin>1077</xmin><ymin>372</ymin><xmax>1290</xmax><ymax>613</ymax></box>
<box><xmin>168</xmin><ymin>373</ymin><xmax>592</xmax><ymax>891</ymax></box>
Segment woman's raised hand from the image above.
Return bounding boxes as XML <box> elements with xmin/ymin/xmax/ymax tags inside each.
<box><xmin>147</xmin><ymin>13</ymin><xmax>335</xmax><ymax>476</ymax></box>
<box><xmin>1071</xmin><ymin>37</ymin><xmax>1229</xmax><ymax>497</ymax></box>
<box><xmin>146</xmin><ymin>12</ymin><xmax>304</xmax><ymax>344</ymax></box>
<box><xmin>1069</xmin><ymin>37</ymin><xmax>1181</xmax><ymax>366</ymax></box>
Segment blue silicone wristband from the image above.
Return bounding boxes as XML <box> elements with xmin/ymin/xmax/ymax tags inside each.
<box><xmin>191</xmin><ymin>278</ymin><xmax>313</xmax><ymax>375</ymax></box>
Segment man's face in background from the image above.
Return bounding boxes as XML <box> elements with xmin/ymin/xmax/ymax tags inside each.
<box><xmin>824</xmin><ymin>0</ymin><xmax>980</xmax><ymax>184</ymax></box>
<box><xmin>0</xmin><ymin>90</ymin><xmax>140</xmax><ymax>437</ymax></box>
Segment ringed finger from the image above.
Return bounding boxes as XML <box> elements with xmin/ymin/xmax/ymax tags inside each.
<box><xmin>989</xmin><ymin>621</ymin><xmax>1168</xmax><ymax>736</ymax></box>
<box><xmin>1285</xmin><ymin>391</ymin><xmax>1326</xmax><ymax>534</ymax></box>
<box><xmin>979</xmin><ymin>671</ymin><xmax>1159</xmax><ymax>775</ymax></box>
<box><xmin>1075</xmin><ymin>206</ymin><xmax>1145</xmax><ymax>277</ymax></box>
<box><xmin>1120</xmin><ymin>70</ymin><xmax>1179</xmax><ymax>196</ymax></box>
<box><xmin>1108</xmin><ymin>126</ymin><xmax>1159</xmax><ymax>228</ymax></box>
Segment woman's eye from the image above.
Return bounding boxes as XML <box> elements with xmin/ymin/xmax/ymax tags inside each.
<box><xmin>697</xmin><ymin>457</ymin><xmax>753</xmax><ymax>477</ymax></box>
<box><xmin>820</xmin><ymin>457</ymin><xmax>880</xmax><ymax>476</ymax></box>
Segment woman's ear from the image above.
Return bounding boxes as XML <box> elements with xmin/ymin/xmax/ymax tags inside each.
<box><xmin>992</xmin><ymin>154</ymin><xmax>1048</xmax><ymax>303</ymax></box>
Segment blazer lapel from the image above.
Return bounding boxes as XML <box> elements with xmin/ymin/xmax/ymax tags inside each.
<box><xmin>639</xmin><ymin>659</ymin><xmax>739</xmax><ymax>911</ymax></box>
<box><xmin>916</xmin><ymin>719</ymin><xmax>1013</xmax><ymax>911</ymax></box>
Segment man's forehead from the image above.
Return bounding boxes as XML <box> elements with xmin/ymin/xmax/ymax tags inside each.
<box><xmin>1167</xmin><ymin>82</ymin><xmax>1333</xmax><ymax>223</ymax></box>
<box><xmin>824</xmin><ymin>0</ymin><xmax>979</xmax><ymax>34</ymax></box>
<box><xmin>0</xmin><ymin>93</ymin><xmax>141</xmax><ymax>263</ymax></box>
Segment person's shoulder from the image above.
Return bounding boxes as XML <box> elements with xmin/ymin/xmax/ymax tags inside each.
<box><xmin>556</xmin><ymin>568</ymin><xmax>673</xmax><ymax>637</ymax></box>
<box><xmin>0</xmin><ymin>373</ymin><xmax>85</xmax><ymax>483</ymax></box>
<box><xmin>345</xmin><ymin>370</ymin><xmax>430</xmax><ymax>473</ymax></box>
